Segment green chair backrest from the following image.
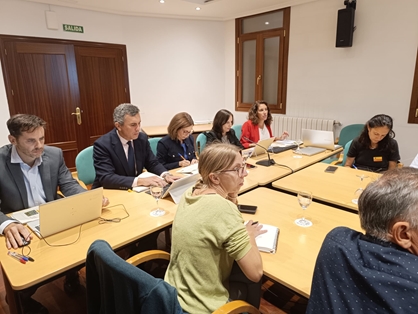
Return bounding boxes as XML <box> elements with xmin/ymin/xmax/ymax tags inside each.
<box><xmin>75</xmin><ymin>146</ymin><xmax>95</xmax><ymax>186</ymax></box>
<box><xmin>196</xmin><ymin>133</ymin><xmax>207</xmax><ymax>155</ymax></box>
<box><xmin>338</xmin><ymin>124</ymin><xmax>363</xmax><ymax>147</ymax></box>
<box><xmin>232</xmin><ymin>124</ymin><xmax>242</xmax><ymax>141</ymax></box>
<box><xmin>342</xmin><ymin>140</ymin><xmax>353</xmax><ymax>166</ymax></box>
<box><xmin>148</xmin><ymin>137</ymin><xmax>162</xmax><ymax>156</ymax></box>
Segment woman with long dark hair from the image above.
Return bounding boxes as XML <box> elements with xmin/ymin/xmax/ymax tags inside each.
<box><xmin>345</xmin><ymin>114</ymin><xmax>400</xmax><ymax>172</ymax></box>
<box><xmin>240</xmin><ymin>100</ymin><xmax>288</xmax><ymax>148</ymax></box>
<box><xmin>205</xmin><ymin>109</ymin><xmax>243</xmax><ymax>149</ymax></box>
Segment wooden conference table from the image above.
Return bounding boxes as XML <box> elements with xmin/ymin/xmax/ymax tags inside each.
<box><xmin>243</xmin><ymin>147</ymin><xmax>343</xmax><ymax>187</ymax></box>
<box><xmin>1</xmin><ymin>189</ymin><xmax>178</xmax><ymax>314</ymax></box>
<box><xmin>272</xmin><ymin>163</ymin><xmax>380</xmax><ymax>211</ymax></box>
<box><xmin>239</xmin><ymin>188</ymin><xmax>362</xmax><ymax>298</ymax></box>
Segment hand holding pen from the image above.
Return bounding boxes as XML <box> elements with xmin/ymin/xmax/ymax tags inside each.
<box><xmin>178</xmin><ymin>153</ymin><xmax>191</xmax><ymax>167</ymax></box>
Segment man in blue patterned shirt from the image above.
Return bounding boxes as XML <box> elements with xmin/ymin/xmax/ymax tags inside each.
<box><xmin>307</xmin><ymin>167</ymin><xmax>418</xmax><ymax>314</ymax></box>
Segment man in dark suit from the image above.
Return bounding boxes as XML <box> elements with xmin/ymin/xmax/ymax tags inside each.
<box><xmin>92</xmin><ymin>103</ymin><xmax>177</xmax><ymax>189</ymax></box>
<box><xmin>0</xmin><ymin>114</ymin><xmax>108</xmax><ymax>314</ymax></box>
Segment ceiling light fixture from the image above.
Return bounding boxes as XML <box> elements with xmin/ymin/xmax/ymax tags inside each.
<box><xmin>196</xmin><ymin>7</ymin><xmax>201</xmax><ymax>11</ymax></box>
<box><xmin>160</xmin><ymin>0</ymin><xmax>165</xmax><ymax>3</ymax></box>
<box><xmin>265</xmin><ymin>22</ymin><xmax>269</xmax><ymax>25</ymax></box>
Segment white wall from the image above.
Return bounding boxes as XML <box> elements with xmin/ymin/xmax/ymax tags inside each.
<box><xmin>1</xmin><ymin>0</ymin><xmax>418</xmax><ymax>164</ymax></box>
<box><xmin>226</xmin><ymin>0</ymin><xmax>418</xmax><ymax>165</ymax></box>
<box><xmin>0</xmin><ymin>0</ymin><xmax>225</xmax><ymax>145</ymax></box>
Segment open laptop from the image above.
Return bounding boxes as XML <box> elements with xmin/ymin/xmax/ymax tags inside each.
<box><xmin>27</xmin><ymin>188</ymin><xmax>103</xmax><ymax>238</ymax></box>
<box><xmin>147</xmin><ymin>173</ymin><xmax>201</xmax><ymax>204</ymax></box>
<box><xmin>294</xmin><ymin>129</ymin><xmax>341</xmax><ymax>156</ymax></box>
<box><xmin>252</xmin><ymin>137</ymin><xmax>276</xmax><ymax>157</ymax></box>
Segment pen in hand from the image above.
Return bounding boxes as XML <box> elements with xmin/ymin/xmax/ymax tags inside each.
<box><xmin>178</xmin><ymin>153</ymin><xmax>186</xmax><ymax>161</ymax></box>
<box><xmin>251</xmin><ymin>221</ymin><xmax>258</xmax><ymax>225</ymax></box>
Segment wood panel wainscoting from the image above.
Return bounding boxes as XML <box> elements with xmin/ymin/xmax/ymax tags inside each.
<box><xmin>0</xmin><ymin>35</ymin><xmax>131</xmax><ymax>170</ymax></box>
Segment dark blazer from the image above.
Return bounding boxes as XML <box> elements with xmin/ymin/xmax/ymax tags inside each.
<box><xmin>156</xmin><ymin>135</ymin><xmax>196</xmax><ymax>170</ymax></box>
<box><xmin>92</xmin><ymin>129</ymin><xmax>167</xmax><ymax>189</ymax></box>
<box><xmin>205</xmin><ymin>129</ymin><xmax>244</xmax><ymax>149</ymax></box>
<box><xmin>0</xmin><ymin>144</ymin><xmax>85</xmax><ymax>224</ymax></box>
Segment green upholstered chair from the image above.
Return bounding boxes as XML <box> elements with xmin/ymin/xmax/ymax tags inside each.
<box><xmin>323</xmin><ymin>124</ymin><xmax>363</xmax><ymax>164</ymax></box>
<box><xmin>337</xmin><ymin>124</ymin><xmax>363</xmax><ymax>148</ymax></box>
<box><xmin>148</xmin><ymin>137</ymin><xmax>162</xmax><ymax>156</ymax></box>
<box><xmin>231</xmin><ymin>124</ymin><xmax>242</xmax><ymax>141</ymax></box>
<box><xmin>330</xmin><ymin>139</ymin><xmax>353</xmax><ymax>166</ymax></box>
<box><xmin>75</xmin><ymin>146</ymin><xmax>95</xmax><ymax>187</ymax></box>
<box><xmin>196</xmin><ymin>133</ymin><xmax>207</xmax><ymax>155</ymax></box>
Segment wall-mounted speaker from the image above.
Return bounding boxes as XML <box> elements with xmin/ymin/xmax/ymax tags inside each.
<box><xmin>335</xmin><ymin>7</ymin><xmax>355</xmax><ymax>48</ymax></box>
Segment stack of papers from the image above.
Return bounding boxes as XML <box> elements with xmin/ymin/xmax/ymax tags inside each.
<box><xmin>176</xmin><ymin>163</ymin><xmax>198</xmax><ymax>175</ymax></box>
<box><xmin>271</xmin><ymin>140</ymin><xmax>301</xmax><ymax>147</ymax></box>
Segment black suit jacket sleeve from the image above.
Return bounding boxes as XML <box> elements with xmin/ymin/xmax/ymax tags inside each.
<box><xmin>92</xmin><ymin>130</ymin><xmax>167</xmax><ymax>190</ymax></box>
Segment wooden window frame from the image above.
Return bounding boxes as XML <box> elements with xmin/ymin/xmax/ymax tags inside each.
<box><xmin>408</xmin><ymin>49</ymin><xmax>418</xmax><ymax>124</ymax></box>
<box><xmin>235</xmin><ymin>8</ymin><xmax>290</xmax><ymax>114</ymax></box>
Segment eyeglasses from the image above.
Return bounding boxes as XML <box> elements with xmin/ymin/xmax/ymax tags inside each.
<box><xmin>181</xmin><ymin>129</ymin><xmax>194</xmax><ymax>135</ymax></box>
<box><xmin>220</xmin><ymin>163</ymin><xmax>247</xmax><ymax>176</ymax></box>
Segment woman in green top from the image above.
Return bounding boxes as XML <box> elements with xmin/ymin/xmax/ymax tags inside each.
<box><xmin>165</xmin><ymin>143</ymin><xmax>266</xmax><ymax>313</ymax></box>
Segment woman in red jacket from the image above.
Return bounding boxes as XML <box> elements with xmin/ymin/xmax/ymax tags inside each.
<box><xmin>240</xmin><ymin>100</ymin><xmax>289</xmax><ymax>148</ymax></box>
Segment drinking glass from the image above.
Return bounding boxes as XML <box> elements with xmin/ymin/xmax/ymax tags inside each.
<box><xmin>293</xmin><ymin>139</ymin><xmax>303</xmax><ymax>158</ymax></box>
<box><xmin>295</xmin><ymin>190</ymin><xmax>313</xmax><ymax>227</ymax></box>
<box><xmin>351</xmin><ymin>174</ymin><xmax>369</xmax><ymax>205</ymax></box>
<box><xmin>351</xmin><ymin>188</ymin><xmax>363</xmax><ymax>205</ymax></box>
<box><xmin>149</xmin><ymin>186</ymin><xmax>165</xmax><ymax>217</ymax></box>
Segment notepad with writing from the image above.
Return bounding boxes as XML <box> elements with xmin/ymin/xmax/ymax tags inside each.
<box><xmin>255</xmin><ymin>224</ymin><xmax>280</xmax><ymax>254</ymax></box>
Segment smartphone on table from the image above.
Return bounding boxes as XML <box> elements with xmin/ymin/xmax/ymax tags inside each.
<box><xmin>324</xmin><ymin>166</ymin><xmax>338</xmax><ymax>173</ymax></box>
<box><xmin>238</xmin><ymin>204</ymin><xmax>257</xmax><ymax>214</ymax></box>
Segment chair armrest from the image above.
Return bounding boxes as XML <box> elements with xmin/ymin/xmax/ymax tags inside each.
<box><xmin>126</xmin><ymin>250</ymin><xmax>170</xmax><ymax>267</ymax></box>
<box><xmin>212</xmin><ymin>300</ymin><xmax>260</xmax><ymax>314</ymax></box>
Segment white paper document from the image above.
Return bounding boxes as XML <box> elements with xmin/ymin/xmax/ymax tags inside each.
<box><xmin>132</xmin><ymin>172</ymin><xmax>159</xmax><ymax>193</ymax></box>
<box><xmin>11</xmin><ymin>206</ymin><xmax>40</xmax><ymax>224</ymax></box>
<box><xmin>271</xmin><ymin>140</ymin><xmax>300</xmax><ymax>147</ymax></box>
<box><xmin>176</xmin><ymin>163</ymin><xmax>199</xmax><ymax>175</ymax></box>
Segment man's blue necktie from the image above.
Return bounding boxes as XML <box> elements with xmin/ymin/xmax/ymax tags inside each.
<box><xmin>127</xmin><ymin>141</ymin><xmax>135</xmax><ymax>175</ymax></box>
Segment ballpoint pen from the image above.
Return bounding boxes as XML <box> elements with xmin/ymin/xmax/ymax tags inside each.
<box><xmin>11</xmin><ymin>252</ymin><xmax>35</xmax><ymax>262</ymax></box>
<box><xmin>7</xmin><ymin>251</ymin><xmax>26</xmax><ymax>264</ymax></box>
<box><xmin>178</xmin><ymin>153</ymin><xmax>186</xmax><ymax>161</ymax></box>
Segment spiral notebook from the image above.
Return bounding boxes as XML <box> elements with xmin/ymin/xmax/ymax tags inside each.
<box><xmin>255</xmin><ymin>224</ymin><xmax>280</xmax><ymax>253</ymax></box>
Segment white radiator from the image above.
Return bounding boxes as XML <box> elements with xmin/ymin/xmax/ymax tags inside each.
<box><xmin>273</xmin><ymin>116</ymin><xmax>338</xmax><ymax>141</ymax></box>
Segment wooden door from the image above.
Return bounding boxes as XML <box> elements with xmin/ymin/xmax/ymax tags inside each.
<box><xmin>1</xmin><ymin>40</ymin><xmax>81</xmax><ymax>168</ymax></box>
<box><xmin>74</xmin><ymin>46</ymin><xmax>130</xmax><ymax>146</ymax></box>
<box><xmin>0</xmin><ymin>36</ymin><xmax>131</xmax><ymax>170</ymax></box>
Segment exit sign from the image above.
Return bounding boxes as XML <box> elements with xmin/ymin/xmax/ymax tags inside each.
<box><xmin>63</xmin><ymin>24</ymin><xmax>84</xmax><ymax>33</ymax></box>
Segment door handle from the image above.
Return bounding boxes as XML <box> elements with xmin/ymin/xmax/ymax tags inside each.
<box><xmin>71</xmin><ymin>107</ymin><xmax>82</xmax><ymax>125</ymax></box>
<box><xmin>257</xmin><ymin>75</ymin><xmax>262</xmax><ymax>85</ymax></box>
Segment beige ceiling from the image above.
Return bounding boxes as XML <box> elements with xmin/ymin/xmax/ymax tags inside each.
<box><xmin>25</xmin><ymin>0</ymin><xmax>317</xmax><ymax>21</ymax></box>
